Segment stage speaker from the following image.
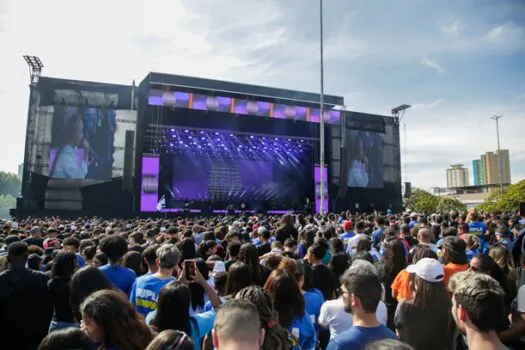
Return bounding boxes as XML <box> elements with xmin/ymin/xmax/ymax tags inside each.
<box><xmin>122</xmin><ymin>130</ymin><xmax>135</xmax><ymax>192</ymax></box>
<box><xmin>519</xmin><ymin>202</ymin><xmax>525</xmax><ymax>216</ymax></box>
<box><xmin>337</xmin><ymin>147</ymin><xmax>348</xmax><ymax>198</ymax></box>
<box><xmin>404</xmin><ymin>182</ymin><xmax>412</xmax><ymax>198</ymax></box>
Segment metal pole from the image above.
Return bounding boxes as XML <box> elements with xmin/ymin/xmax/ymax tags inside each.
<box><xmin>491</xmin><ymin>115</ymin><xmax>503</xmax><ymax>194</ymax></box>
<box><xmin>319</xmin><ymin>0</ymin><xmax>325</xmax><ymax>213</ymax></box>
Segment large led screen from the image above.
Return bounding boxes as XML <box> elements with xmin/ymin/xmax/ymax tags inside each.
<box><xmin>346</xmin><ymin>130</ymin><xmax>384</xmax><ymax>188</ymax></box>
<box><xmin>49</xmin><ymin>106</ymin><xmax>117</xmax><ymax>180</ymax></box>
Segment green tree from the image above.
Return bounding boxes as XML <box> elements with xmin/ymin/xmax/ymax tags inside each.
<box><xmin>436</xmin><ymin>197</ymin><xmax>467</xmax><ymax>212</ymax></box>
<box><xmin>0</xmin><ymin>194</ymin><xmax>16</xmax><ymax>218</ymax></box>
<box><xmin>406</xmin><ymin>188</ymin><xmax>440</xmax><ymax>213</ymax></box>
<box><xmin>477</xmin><ymin>180</ymin><xmax>525</xmax><ymax>213</ymax></box>
<box><xmin>0</xmin><ymin>171</ymin><xmax>21</xmax><ymax>197</ymax></box>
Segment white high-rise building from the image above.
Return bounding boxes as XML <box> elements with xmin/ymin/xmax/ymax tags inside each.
<box><xmin>446</xmin><ymin>164</ymin><xmax>469</xmax><ymax>188</ymax></box>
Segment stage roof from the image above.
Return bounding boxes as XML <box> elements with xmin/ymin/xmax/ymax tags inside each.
<box><xmin>141</xmin><ymin>72</ymin><xmax>344</xmax><ymax>107</ymax></box>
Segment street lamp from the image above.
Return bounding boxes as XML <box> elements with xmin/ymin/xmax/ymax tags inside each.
<box><xmin>391</xmin><ymin>104</ymin><xmax>411</xmax><ymax>186</ymax></box>
<box><xmin>490</xmin><ymin>115</ymin><xmax>504</xmax><ymax>194</ymax></box>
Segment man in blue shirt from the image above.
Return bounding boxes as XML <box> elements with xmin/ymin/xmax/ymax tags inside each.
<box><xmin>99</xmin><ymin>235</ymin><xmax>136</xmax><ymax>295</ymax></box>
<box><xmin>339</xmin><ymin>220</ymin><xmax>354</xmax><ymax>250</ymax></box>
<box><xmin>371</xmin><ymin>216</ymin><xmax>386</xmax><ymax>250</ymax></box>
<box><xmin>129</xmin><ymin>244</ymin><xmax>179</xmax><ymax>316</ymax></box>
<box><xmin>326</xmin><ymin>266</ymin><xmax>396</xmax><ymax>349</ymax></box>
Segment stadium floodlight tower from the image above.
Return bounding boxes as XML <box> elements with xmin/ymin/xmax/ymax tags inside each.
<box><xmin>23</xmin><ymin>55</ymin><xmax>44</xmax><ymax>85</ymax></box>
<box><xmin>391</xmin><ymin>104</ymin><xmax>411</xmax><ymax>187</ymax></box>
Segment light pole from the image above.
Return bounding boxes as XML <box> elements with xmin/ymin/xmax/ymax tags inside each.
<box><xmin>391</xmin><ymin>104</ymin><xmax>411</xmax><ymax>194</ymax></box>
<box><xmin>319</xmin><ymin>0</ymin><xmax>326</xmax><ymax>213</ymax></box>
<box><xmin>490</xmin><ymin>115</ymin><xmax>504</xmax><ymax>194</ymax></box>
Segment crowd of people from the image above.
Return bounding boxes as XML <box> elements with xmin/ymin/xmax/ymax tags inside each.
<box><xmin>0</xmin><ymin>209</ymin><xmax>525</xmax><ymax>350</ymax></box>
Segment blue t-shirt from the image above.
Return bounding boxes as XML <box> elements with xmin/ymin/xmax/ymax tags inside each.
<box><xmin>99</xmin><ymin>264</ymin><xmax>136</xmax><ymax>295</ymax></box>
<box><xmin>304</xmin><ymin>290</ymin><xmax>324</xmax><ymax>330</ymax></box>
<box><xmin>339</xmin><ymin>231</ymin><xmax>355</xmax><ymax>249</ymax></box>
<box><xmin>469</xmin><ymin>222</ymin><xmax>487</xmax><ymax>237</ymax></box>
<box><xmin>371</xmin><ymin>227</ymin><xmax>385</xmax><ymax>248</ymax></box>
<box><xmin>146</xmin><ymin>309</ymin><xmax>216</xmax><ymax>350</ymax></box>
<box><xmin>289</xmin><ymin>313</ymin><xmax>317</xmax><ymax>350</ymax></box>
<box><xmin>465</xmin><ymin>248</ymin><xmax>480</xmax><ymax>262</ymax></box>
<box><xmin>326</xmin><ymin>325</ymin><xmax>397</xmax><ymax>350</ymax></box>
<box><xmin>76</xmin><ymin>254</ymin><xmax>86</xmax><ymax>268</ymax></box>
<box><xmin>129</xmin><ymin>274</ymin><xmax>175</xmax><ymax>316</ymax></box>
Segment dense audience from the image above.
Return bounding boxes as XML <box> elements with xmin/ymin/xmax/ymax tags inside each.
<box><xmin>0</xmin><ymin>209</ymin><xmax>524</xmax><ymax>349</ymax></box>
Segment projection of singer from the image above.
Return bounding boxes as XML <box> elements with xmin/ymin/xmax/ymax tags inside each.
<box><xmin>347</xmin><ymin>135</ymin><xmax>370</xmax><ymax>187</ymax></box>
<box><xmin>51</xmin><ymin>114</ymin><xmax>94</xmax><ymax>179</ymax></box>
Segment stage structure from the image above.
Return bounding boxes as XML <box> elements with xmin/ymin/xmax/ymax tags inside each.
<box><xmin>14</xmin><ymin>68</ymin><xmax>402</xmax><ymax>218</ymax></box>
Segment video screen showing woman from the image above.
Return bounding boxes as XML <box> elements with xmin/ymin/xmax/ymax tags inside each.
<box><xmin>346</xmin><ymin>131</ymin><xmax>384</xmax><ymax>188</ymax></box>
<box><xmin>49</xmin><ymin>106</ymin><xmax>116</xmax><ymax>180</ymax></box>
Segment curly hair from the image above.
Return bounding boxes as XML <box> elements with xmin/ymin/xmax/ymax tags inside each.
<box><xmin>236</xmin><ymin>286</ymin><xmax>293</xmax><ymax>350</ymax></box>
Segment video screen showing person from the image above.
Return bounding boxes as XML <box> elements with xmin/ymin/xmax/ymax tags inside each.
<box><xmin>346</xmin><ymin>130</ymin><xmax>384</xmax><ymax>188</ymax></box>
<box><xmin>49</xmin><ymin>106</ymin><xmax>117</xmax><ymax>180</ymax></box>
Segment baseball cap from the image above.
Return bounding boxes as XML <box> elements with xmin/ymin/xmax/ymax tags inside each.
<box><xmin>437</xmin><ymin>235</ymin><xmax>466</xmax><ymax>252</ymax></box>
<box><xmin>343</xmin><ymin>220</ymin><xmax>353</xmax><ymax>231</ymax></box>
<box><xmin>406</xmin><ymin>258</ymin><xmax>444</xmax><ymax>283</ymax></box>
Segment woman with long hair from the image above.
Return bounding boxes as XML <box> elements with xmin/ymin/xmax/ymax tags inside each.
<box><xmin>236</xmin><ymin>286</ymin><xmax>293</xmax><ymax>350</ymax></box>
<box><xmin>264</xmin><ymin>269</ymin><xmax>317</xmax><ymax>350</ymax></box>
<box><xmin>146</xmin><ymin>330</ymin><xmax>194</xmax><ymax>350</ymax></box>
<box><xmin>80</xmin><ymin>289</ymin><xmax>152</xmax><ymax>349</ymax></box>
<box><xmin>225</xmin><ymin>261</ymin><xmax>253</xmax><ymax>297</ymax></box>
<box><xmin>70</xmin><ymin>266</ymin><xmax>114</xmax><ymax>322</ymax></box>
<box><xmin>147</xmin><ymin>260</ymin><xmax>221</xmax><ymax>350</ymax></box>
<box><xmin>392</xmin><ymin>245</ymin><xmax>438</xmax><ymax>303</ymax></box>
<box><xmin>394</xmin><ymin>258</ymin><xmax>451</xmax><ymax>350</ymax></box>
<box><xmin>122</xmin><ymin>250</ymin><xmax>143</xmax><ymax>277</ymax></box>
<box><xmin>48</xmin><ymin>250</ymin><xmax>79</xmax><ymax>332</ymax></box>
<box><xmin>238</xmin><ymin>243</ymin><xmax>270</xmax><ymax>286</ymax></box>
<box><xmin>377</xmin><ymin>238</ymin><xmax>407</xmax><ymax>330</ymax></box>
<box><xmin>275</xmin><ymin>214</ymin><xmax>299</xmax><ymax>243</ymax></box>
<box><xmin>489</xmin><ymin>244</ymin><xmax>518</xmax><ymax>305</ymax></box>
<box><xmin>188</xmin><ymin>259</ymin><xmax>211</xmax><ymax>314</ymax></box>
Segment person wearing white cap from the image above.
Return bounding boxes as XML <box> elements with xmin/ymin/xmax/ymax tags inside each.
<box><xmin>394</xmin><ymin>258</ymin><xmax>452</xmax><ymax>350</ymax></box>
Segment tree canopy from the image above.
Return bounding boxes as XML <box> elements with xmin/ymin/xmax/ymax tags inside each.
<box><xmin>477</xmin><ymin>180</ymin><xmax>525</xmax><ymax>213</ymax></box>
<box><xmin>405</xmin><ymin>188</ymin><xmax>466</xmax><ymax>214</ymax></box>
<box><xmin>0</xmin><ymin>171</ymin><xmax>20</xmax><ymax>218</ymax></box>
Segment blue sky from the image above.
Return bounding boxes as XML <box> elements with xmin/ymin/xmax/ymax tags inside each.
<box><xmin>0</xmin><ymin>0</ymin><xmax>523</xmax><ymax>189</ymax></box>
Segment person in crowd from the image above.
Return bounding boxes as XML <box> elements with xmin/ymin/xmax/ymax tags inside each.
<box><xmin>236</xmin><ymin>285</ymin><xmax>294</xmax><ymax>350</ymax></box>
<box><xmin>372</xmin><ymin>216</ymin><xmax>386</xmax><ymax>250</ymax></box>
<box><xmin>145</xmin><ymin>329</ymin><xmax>195</xmax><ymax>350</ymax></box>
<box><xmin>391</xmin><ymin>245</ymin><xmax>438</xmax><ymax>302</ymax></box>
<box><xmin>80</xmin><ymin>289</ymin><xmax>153</xmax><ymax>349</ymax></box>
<box><xmin>264</xmin><ymin>269</ymin><xmax>317</xmax><ymax>350</ymax></box>
<box><xmin>450</xmin><ymin>272</ymin><xmax>509</xmax><ymax>349</ymax></box>
<box><xmin>329</xmin><ymin>238</ymin><xmax>350</xmax><ymax>284</ymax></box>
<box><xmin>439</xmin><ymin>236</ymin><xmax>469</xmax><ymax>287</ymax></box>
<box><xmin>123</xmin><ymin>250</ymin><xmax>144</xmax><ymax>277</ymax></box>
<box><xmin>395</xmin><ymin>258</ymin><xmax>451</xmax><ymax>350</ymax></box>
<box><xmin>99</xmin><ymin>235</ymin><xmax>137</xmax><ymax>294</ymax></box>
<box><xmin>413</xmin><ymin>228</ymin><xmax>437</xmax><ymax>254</ymax></box>
<box><xmin>129</xmin><ymin>244</ymin><xmax>179</xmax><ymax>316</ymax></box>
<box><xmin>377</xmin><ymin>237</ymin><xmax>407</xmax><ymax>330</ymax></box>
<box><xmin>345</xmin><ymin>221</ymin><xmax>368</xmax><ymax>256</ymax></box>
<box><xmin>224</xmin><ymin>241</ymin><xmax>241</xmax><ymax>271</ymax></box>
<box><xmin>141</xmin><ymin>243</ymin><xmax>159</xmax><ymax>275</ymax></box>
<box><xmin>306</xmin><ymin>242</ymin><xmax>337</xmax><ymax>301</ymax></box>
<box><xmin>490</xmin><ymin>244</ymin><xmax>518</xmax><ymax>303</ymax></box>
<box><xmin>63</xmin><ymin>236</ymin><xmax>86</xmax><ymax>267</ymax></box>
<box><xmin>0</xmin><ymin>241</ymin><xmax>53</xmax><ymax>350</ymax></box>
<box><xmin>275</xmin><ymin>214</ymin><xmax>299</xmax><ymax>243</ymax></box>
<box><xmin>225</xmin><ymin>261</ymin><xmax>254</xmax><ymax>297</ymax></box>
<box><xmin>238</xmin><ymin>243</ymin><xmax>270</xmax><ymax>287</ymax></box>
<box><xmin>212</xmin><ymin>299</ymin><xmax>265</xmax><ymax>350</ymax></box>
<box><xmin>319</xmin><ymin>260</ymin><xmax>388</xmax><ymax>341</ymax></box>
<box><xmin>38</xmin><ymin>327</ymin><xmax>93</xmax><ymax>350</ymax></box>
<box><xmin>147</xmin><ymin>260</ymin><xmax>221</xmax><ymax>350</ymax></box>
<box><xmin>70</xmin><ymin>265</ymin><xmax>114</xmax><ymax>322</ymax></box>
<box><xmin>326</xmin><ymin>261</ymin><xmax>396</xmax><ymax>349</ymax></box>
<box><xmin>24</xmin><ymin>226</ymin><xmax>45</xmax><ymax>248</ymax></box>
<box><xmin>366</xmin><ymin>339</ymin><xmax>415</xmax><ymax>350</ymax></box>
<box><xmin>48</xmin><ymin>251</ymin><xmax>79</xmax><ymax>332</ymax></box>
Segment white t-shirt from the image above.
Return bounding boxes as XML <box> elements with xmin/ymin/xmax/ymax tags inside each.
<box><xmin>318</xmin><ymin>297</ymin><xmax>388</xmax><ymax>340</ymax></box>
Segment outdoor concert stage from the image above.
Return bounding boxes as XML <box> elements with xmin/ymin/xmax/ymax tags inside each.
<box><xmin>14</xmin><ymin>71</ymin><xmax>402</xmax><ymax>218</ymax></box>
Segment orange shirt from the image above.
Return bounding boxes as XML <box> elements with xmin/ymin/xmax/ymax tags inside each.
<box><xmin>391</xmin><ymin>269</ymin><xmax>413</xmax><ymax>302</ymax></box>
<box><xmin>443</xmin><ymin>263</ymin><xmax>469</xmax><ymax>287</ymax></box>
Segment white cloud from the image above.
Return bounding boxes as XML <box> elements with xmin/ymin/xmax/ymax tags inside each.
<box><xmin>421</xmin><ymin>59</ymin><xmax>445</xmax><ymax>73</ymax></box>
<box><xmin>441</xmin><ymin>20</ymin><xmax>461</xmax><ymax>36</ymax></box>
<box><xmin>486</xmin><ymin>22</ymin><xmax>524</xmax><ymax>44</ymax></box>
<box><xmin>412</xmin><ymin>99</ymin><xmax>444</xmax><ymax>110</ymax></box>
